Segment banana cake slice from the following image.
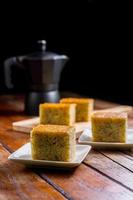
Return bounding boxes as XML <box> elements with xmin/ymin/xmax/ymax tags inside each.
<box><xmin>91</xmin><ymin>112</ymin><xmax>127</xmax><ymax>143</ymax></box>
<box><xmin>40</xmin><ymin>103</ymin><xmax>76</xmax><ymax>125</ymax></box>
<box><xmin>60</xmin><ymin>98</ymin><xmax>94</xmax><ymax>122</ymax></box>
<box><xmin>31</xmin><ymin>124</ymin><xmax>76</xmax><ymax>161</ymax></box>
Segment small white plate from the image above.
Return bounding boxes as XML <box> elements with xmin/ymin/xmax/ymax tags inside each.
<box><xmin>78</xmin><ymin>129</ymin><xmax>133</xmax><ymax>149</ymax></box>
<box><xmin>8</xmin><ymin>143</ymin><xmax>91</xmax><ymax>168</ymax></box>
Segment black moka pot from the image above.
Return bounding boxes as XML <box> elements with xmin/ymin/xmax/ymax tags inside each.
<box><xmin>4</xmin><ymin>40</ymin><xmax>69</xmax><ymax>115</ymax></box>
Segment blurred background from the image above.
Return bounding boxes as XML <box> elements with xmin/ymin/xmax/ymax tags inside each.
<box><xmin>0</xmin><ymin>1</ymin><xmax>132</xmax><ymax>105</ymax></box>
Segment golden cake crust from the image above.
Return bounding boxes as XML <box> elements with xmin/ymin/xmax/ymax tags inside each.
<box><xmin>60</xmin><ymin>98</ymin><xmax>94</xmax><ymax>104</ymax></box>
<box><xmin>40</xmin><ymin>103</ymin><xmax>76</xmax><ymax>108</ymax></box>
<box><xmin>92</xmin><ymin>112</ymin><xmax>127</xmax><ymax>119</ymax></box>
<box><xmin>32</xmin><ymin>124</ymin><xmax>75</xmax><ymax>135</ymax></box>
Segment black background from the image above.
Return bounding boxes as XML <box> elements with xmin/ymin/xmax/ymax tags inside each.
<box><xmin>0</xmin><ymin>1</ymin><xmax>132</xmax><ymax>104</ymax></box>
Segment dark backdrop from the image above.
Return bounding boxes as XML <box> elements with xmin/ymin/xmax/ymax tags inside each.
<box><xmin>0</xmin><ymin>1</ymin><xmax>132</xmax><ymax>104</ymax></box>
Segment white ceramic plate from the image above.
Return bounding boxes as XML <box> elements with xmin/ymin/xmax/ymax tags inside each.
<box><xmin>8</xmin><ymin>143</ymin><xmax>91</xmax><ymax>168</ymax></box>
<box><xmin>78</xmin><ymin>129</ymin><xmax>133</xmax><ymax>149</ymax></box>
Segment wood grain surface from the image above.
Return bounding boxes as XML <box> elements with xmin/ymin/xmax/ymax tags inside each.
<box><xmin>0</xmin><ymin>144</ymin><xmax>66</xmax><ymax>200</ymax></box>
<box><xmin>1</xmin><ymin>95</ymin><xmax>133</xmax><ymax>200</ymax></box>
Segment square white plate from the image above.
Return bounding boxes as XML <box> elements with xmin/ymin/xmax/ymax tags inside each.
<box><xmin>8</xmin><ymin>143</ymin><xmax>91</xmax><ymax>168</ymax></box>
<box><xmin>78</xmin><ymin>129</ymin><xmax>133</xmax><ymax>149</ymax></box>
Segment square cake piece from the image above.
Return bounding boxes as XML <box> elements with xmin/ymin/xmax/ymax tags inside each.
<box><xmin>60</xmin><ymin>98</ymin><xmax>94</xmax><ymax>122</ymax></box>
<box><xmin>40</xmin><ymin>103</ymin><xmax>76</xmax><ymax>125</ymax></box>
<box><xmin>91</xmin><ymin>112</ymin><xmax>127</xmax><ymax>142</ymax></box>
<box><xmin>31</xmin><ymin>124</ymin><xmax>76</xmax><ymax>161</ymax></box>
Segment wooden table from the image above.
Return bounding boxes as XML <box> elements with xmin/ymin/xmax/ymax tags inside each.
<box><xmin>0</xmin><ymin>95</ymin><xmax>133</xmax><ymax>200</ymax></box>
